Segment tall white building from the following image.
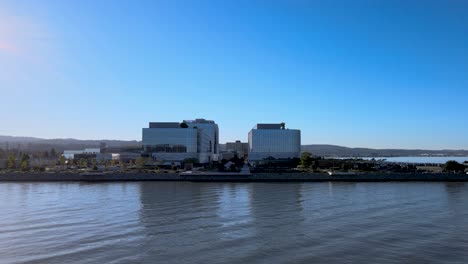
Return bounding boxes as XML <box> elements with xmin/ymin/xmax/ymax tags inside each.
<box><xmin>142</xmin><ymin>119</ymin><xmax>219</xmax><ymax>163</ymax></box>
<box><xmin>248</xmin><ymin>123</ymin><xmax>301</xmax><ymax>161</ymax></box>
<box><xmin>184</xmin><ymin>119</ymin><xmax>220</xmax><ymax>163</ymax></box>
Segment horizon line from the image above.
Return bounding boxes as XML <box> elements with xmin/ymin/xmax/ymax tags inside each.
<box><xmin>0</xmin><ymin>135</ymin><xmax>467</xmax><ymax>152</ymax></box>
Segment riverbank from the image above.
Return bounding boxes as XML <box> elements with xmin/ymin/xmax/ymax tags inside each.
<box><xmin>0</xmin><ymin>172</ymin><xmax>467</xmax><ymax>182</ymax></box>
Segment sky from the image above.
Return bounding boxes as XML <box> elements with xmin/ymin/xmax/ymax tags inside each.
<box><xmin>0</xmin><ymin>0</ymin><xmax>467</xmax><ymax>149</ymax></box>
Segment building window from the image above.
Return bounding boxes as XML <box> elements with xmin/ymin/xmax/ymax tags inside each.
<box><xmin>146</xmin><ymin>144</ymin><xmax>188</xmax><ymax>153</ymax></box>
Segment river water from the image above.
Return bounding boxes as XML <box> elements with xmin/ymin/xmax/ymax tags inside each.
<box><xmin>1</xmin><ymin>182</ymin><xmax>467</xmax><ymax>264</ymax></box>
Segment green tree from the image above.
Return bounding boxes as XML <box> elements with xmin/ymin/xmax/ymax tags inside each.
<box><xmin>444</xmin><ymin>160</ymin><xmax>466</xmax><ymax>173</ymax></box>
<box><xmin>20</xmin><ymin>160</ymin><xmax>29</xmax><ymax>171</ymax></box>
<box><xmin>91</xmin><ymin>159</ymin><xmax>97</xmax><ymax>170</ymax></box>
<box><xmin>20</xmin><ymin>154</ymin><xmax>30</xmax><ymax>171</ymax></box>
<box><xmin>7</xmin><ymin>155</ymin><xmax>16</xmax><ymax>169</ymax></box>
<box><xmin>300</xmin><ymin>152</ymin><xmax>313</xmax><ymax>168</ymax></box>
<box><xmin>180</xmin><ymin>122</ymin><xmax>189</xmax><ymax>128</ymax></box>
<box><xmin>171</xmin><ymin>162</ymin><xmax>178</xmax><ymax>171</ymax></box>
<box><xmin>136</xmin><ymin>157</ymin><xmax>147</xmax><ymax>169</ymax></box>
<box><xmin>50</xmin><ymin>148</ymin><xmax>57</xmax><ymax>158</ymax></box>
<box><xmin>21</xmin><ymin>153</ymin><xmax>30</xmax><ymax>162</ymax></box>
<box><xmin>80</xmin><ymin>158</ymin><xmax>88</xmax><ymax>168</ymax></box>
<box><xmin>59</xmin><ymin>156</ymin><xmax>66</xmax><ymax>169</ymax></box>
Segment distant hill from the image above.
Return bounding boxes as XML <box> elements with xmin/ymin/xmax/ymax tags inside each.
<box><xmin>0</xmin><ymin>136</ymin><xmax>44</xmax><ymax>142</ymax></box>
<box><xmin>1</xmin><ymin>136</ymin><xmax>467</xmax><ymax>157</ymax></box>
<box><xmin>0</xmin><ymin>135</ymin><xmax>140</xmax><ymax>152</ymax></box>
<box><xmin>302</xmin><ymin>144</ymin><xmax>468</xmax><ymax>157</ymax></box>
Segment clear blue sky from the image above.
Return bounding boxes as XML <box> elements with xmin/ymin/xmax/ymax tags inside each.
<box><xmin>1</xmin><ymin>0</ymin><xmax>467</xmax><ymax>149</ymax></box>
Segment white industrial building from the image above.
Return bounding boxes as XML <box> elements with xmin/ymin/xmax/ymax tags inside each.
<box><xmin>248</xmin><ymin>123</ymin><xmax>301</xmax><ymax>161</ymax></box>
<box><xmin>142</xmin><ymin>119</ymin><xmax>219</xmax><ymax>163</ymax></box>
<box><xmin>63</xmin><ymin>148</ymin><xmax>101</xmax><ymax>159</ymax></box>
<box><xmin>63</xmin><ymin>148</ymin><xmax>119</xmax><ymax>161</ymax></box>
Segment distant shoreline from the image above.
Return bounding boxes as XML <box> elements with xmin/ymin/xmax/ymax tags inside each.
<box><xmin>0</xmin><ymin>172</ymin><xmax>467</xmax><ymax>182</ymax></box>
<box><xmin>326</xmin><ymin>156</ymin><xmax>468</xmax><ymax>164</ymax></box>
<box><xmin>2</xmin><ymin>135</ymin><xmax>468</xmax><ymax>157</ymax></box>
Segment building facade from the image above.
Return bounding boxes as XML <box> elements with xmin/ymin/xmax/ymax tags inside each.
<box><xmin>248</xmin><ymin>123</ymin><xmax>301</xmax><ymax>161</ymax></box>
<box><xmin>184</xmin><ymin>119</ymin><xmax>219</xmax><ymax>163</ymax></box>
<box><xmin>142</xmin><ymin>119</ymin><xmax>219</xmax><ymax>163</ymax></box>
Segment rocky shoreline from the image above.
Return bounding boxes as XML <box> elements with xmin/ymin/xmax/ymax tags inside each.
<box><xmin>0</xmin><ymin>172</ymin><xmax>467</xmax><ymax>182</ymax></box>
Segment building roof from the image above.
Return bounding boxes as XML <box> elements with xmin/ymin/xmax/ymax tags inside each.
<box><xmin>184</xmin><ymin>118</ymin><xmax>216</xmax><ymax>124</ymax></box>
<box><xmin>254</xmin><ymin>123</ymin><xmax>283</xmax><ymax>130</ymax></box>
<box><xmin>149</xmin><ymin>122</ymin><xmax>181</xmax><ymax>128</ymax></box>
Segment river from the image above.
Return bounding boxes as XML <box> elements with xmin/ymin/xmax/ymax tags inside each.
<box><xmin>1</xmin><ymin>182</ymin><xmax>467</xmax><ymax>263</ymax></box>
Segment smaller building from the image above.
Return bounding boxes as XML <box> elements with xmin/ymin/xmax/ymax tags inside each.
<box><xmin>64</xmin><ymin>148</ymin><xmax>101</xmax><ymax>160</ymax></box>
<box><xmin>225</xmin><ymin>140</ymin><xmax>249</xmax><ymax>158</ymax></box>
<box><xmin>116</xmin><ymin>152</ymin><xmax>141</xmax><ymax>162</ymax></box>
<box><xmin>96</xmin><ymin>153</ymin><xmax>120</xmax><ymax>162</ymax></box>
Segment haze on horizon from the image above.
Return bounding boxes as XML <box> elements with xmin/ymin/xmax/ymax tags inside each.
<box><xmin>1</xmin><ymin>0</ymin><xmax>467</xmax><ymax>149</ymax></box>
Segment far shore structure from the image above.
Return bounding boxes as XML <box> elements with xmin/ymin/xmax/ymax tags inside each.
<box><xmin>141</xmin><ymin>119</ymin><xmax>301</xmax><ymax>164</ymax></box>
<box><xmin>142</xmin><ymin>119</ymin><xmax>220</xmax><ymax>164</ymax></box>
<box><xmin>248</xmin><ymin>123</ymin><xmax>301</xmax><ymax>162</ymax></box>
<box><xmin>1</xmin><ymin>117</ymin><xmax>467</xmax><ymax>175</ymax></box>
<box><xmin>44</xmin><ymin>118</ymin><xmax>466</xmax><ymax>175</ymax></box>
<box><xmin>58</xmin><ymin>118</ymin><xmax>301</xmax><ymax>166</ymax></box>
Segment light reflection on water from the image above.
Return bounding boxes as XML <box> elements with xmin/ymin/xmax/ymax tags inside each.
<box><xmin>0</xmin><ymin>182</ymin><xmax>468</xmax><ymax>263</ymax></box>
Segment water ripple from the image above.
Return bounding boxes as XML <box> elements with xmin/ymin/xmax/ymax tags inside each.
<box><xmin>0</xmin><ymin>182</ymin><xmax>468</xmax><ymax>263</ymax></box>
